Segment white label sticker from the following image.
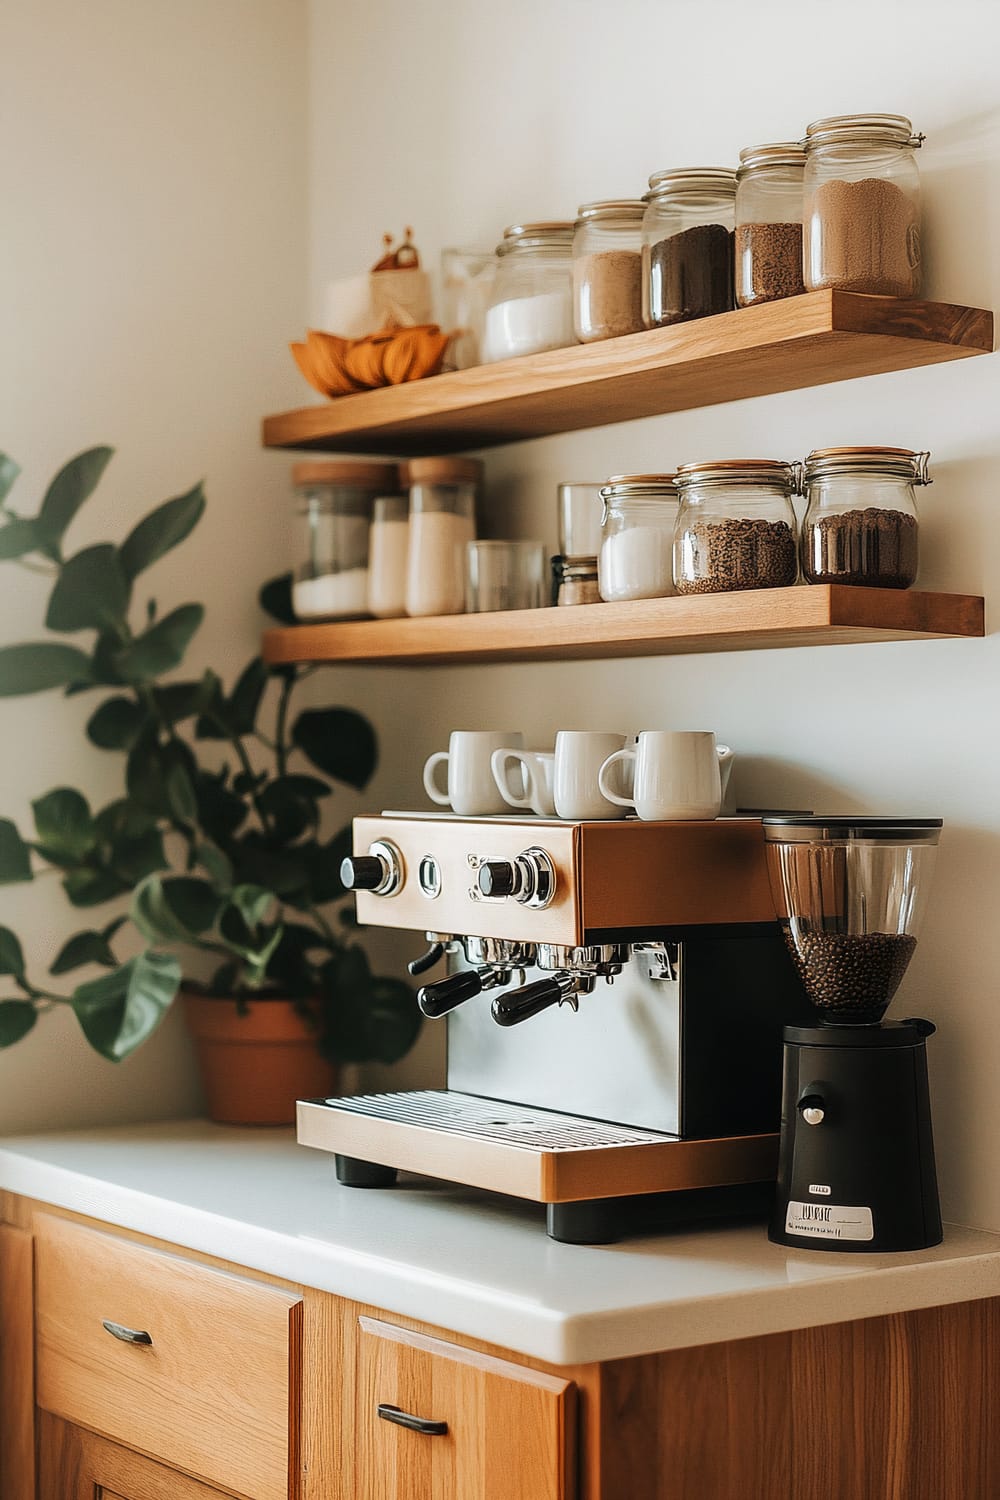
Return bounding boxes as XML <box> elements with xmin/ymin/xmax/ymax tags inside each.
<box><xmin>785</xmin><ymin>1201</ymin><xmax>874</xmax><ymax>1242</ymax></box>
<box><xmin>808</xmin><ymin>1184</ymin><xmax>832</xmax><ymax>1196</ymax></box>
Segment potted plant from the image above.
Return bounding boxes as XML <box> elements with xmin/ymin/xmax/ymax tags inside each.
<box><xmin>0</xmin><ymin>446</ymin><xmax>419</xmax><ymax>1122</ymax></box>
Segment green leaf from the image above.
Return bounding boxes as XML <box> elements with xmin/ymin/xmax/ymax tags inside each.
<box><xmin>32</xmin><ymin>788</ymin><xmax>94</xmax><ymax>861</ymax></box>
<box><xmin>0</xmin><ymin>642</ymin><xmax>94</xmax><ymax>696</ymax></box>
<box><xmin>0</xmin><ymin>820</ymin><xmax>32</xmax><ymax>883</ymax></box>
<box><xmin>259</xmin><ymin>573</ymin><xmax>296</xmax><ymax>625</ymax></box>
<box><xmin>0</xmin><ymin>927</ymin><xmax>25</xmax><ymax>979</ymax></box>
<box><xmin>63</xmin><ymin>868</ymin><xmax>130</xmax><ymax>907</ymax></box>
<box><xmin>291</xmin><ymin>707</ymin><xmax>377</xmax><ymax>789</ymax></box>
<box><xmin>45</xmin><ymin>544</ymin><xmax>129</xmax><ymax>634</ymax></box>
<box><xmin>119</xmin><ymin>482</ymin><xmax>206</xmax><ymax>581</ymax></box>
<box><xmin>37</xmin><ymin>447</ymin><xmax>114</xmax><ymax>552</ymax></box>
<box><xmin>50</xmin><ymin>929</ymin><xmax>119</xmax><ymax>975</ymax></box>
<box><xmin>131</xmin><ymin>873</ymin><xmax>219</xmax><ymax>943</ymax></box>
<box><xmin>0</xmin><ymin>519</ymin><xmax>41</xmax><ymax>560</ymax></box>
<box><xmin>318</xmin><ymin>948</ymin><xmax>421</xmax><ymax>1065</ymax></box>
<box><xmin>153</xmin><ymin>672</ymin><xmax>218</xmax><ymax>725</ymax></box>
<box><xmin>229</xmin><ymin>658</ymin><xmax>267</xmax><ymax>734</ymax></box>
<box><xmin>196</xmin><ymin>841</ymin><xmax>232</xmax><ymax>890</ymax></box>
<box><xmin>227</xmin><ymin>884</ymin><xmax>273</xmax><ymax>931</ymax></box>
<box><xmin>166</xmin><ymin>763</ymin><xmax>197</xmax><ymax>823</ymax></box>
<box><xmin>0</xmin><ymin>1001</ymin><xmax>37</xmax><ymax>1047</ymax></box>
<box><xmin>0</xmin><ymin>454</ymin><xmax>21</xmax><ymax>505</ymax></box>
<box><xmin>87</xmin><ymin>696</ymin><xmax>147</xmax><ymax>750</ymax></box>
<box><xmin>72</xmin><ymin>951</ymin><xmax>180</xmax><ymax>1061</ymax></box>
<box><xmin>299</xmin><ymin>826</ymin><xmax>352</xmax><ymax>905</ymax></box>
<box><xmin>94</xmin><ymin>799</ymin><xmax>158</xmax><ymax>844</ymax></box>
<box><xmin>114</xmin><ymin>604</ymin><xmax>203</xmax><ymax>681</ymax></box>
<box><xmin>193</xmin><ymin>770</ymin><xmax>247</xmax><ymax>842</ymax></box>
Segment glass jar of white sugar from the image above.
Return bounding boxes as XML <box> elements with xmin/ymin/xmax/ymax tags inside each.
<box><xmin>405</xmin><ymin>456</ymin><xmax>482</xmax><ymax>617</ymax></box>
<box><xmin>597</xmin><ymin>475</ymin><xmax>679</xmax><ymax>602</ymax></box>
<box><xmin>292</xmin><ymin>461</ymin><xmax>399</xmax><ymax>622</ymax></box>
<box><xmin>481</xmin><ymin>222</ymin><xmax>575</xmax><ymax>363</ymax></box>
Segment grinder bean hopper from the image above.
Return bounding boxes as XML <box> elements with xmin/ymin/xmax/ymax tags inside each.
<box><xmin>762</xmin><ymin>816</ymin><xmax>943</xmax><ymax>1252</ymax></box>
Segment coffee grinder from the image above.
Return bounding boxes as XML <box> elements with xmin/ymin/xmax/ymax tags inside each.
<box><xmin>762</xmin><ymin>817</ymin><xmax>943</xmax><ymax>1252</ymax></box>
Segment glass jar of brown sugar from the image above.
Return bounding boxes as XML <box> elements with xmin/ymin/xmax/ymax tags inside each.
<box><xmin>800</xmin><ymin>447</ymin><xmax>928</xmax><ymax>589</ymax></box>
<box><xmin>803</xmin><ymin>114</ymin><xmax>923</xmax><ymax>297</ymax></box>
<box><xmin>673</xmin><ymin>460</ymin><xmax>800</xmax><ymax>594</ymax></box>
<box><xmin>641</xmin><ymin>168</ymin><xmax>737</xmax><ymax>328</ymax></box>
<box><xmin>735</xmin><ymin>143</ymin><xmax>807</xmax><ymax>307</ymax></box>
<box><xmin>572</xmin><ymin>200</ymin><xmax>646</xmax><ymax>342</ymax></box>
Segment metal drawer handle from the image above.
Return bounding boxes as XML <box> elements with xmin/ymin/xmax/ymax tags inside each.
<box><xmin>102</xmin><ymin>1319</ymin><xmax>153</xmax><ymax>1347</ymax></box>
<box><xmin>377</xmin><ymin>1403</ymin><xmax>448</xmax><ymax>1437</ymax></box>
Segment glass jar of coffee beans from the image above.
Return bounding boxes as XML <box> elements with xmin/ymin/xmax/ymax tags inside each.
<box><xmin>800</xmin><ymin>447</ymin><xmax>927</xmax><ymax>589</ymax></box>
<box><xmin>641</xmin><ymin>168</ymin><xmax>737</xmax><ymax>327</ymax></box>
<box><xmin>735</xmin><ymin>143</ymin><xmax>807</xmax><ymax>307</ymax></box>
<box><xmin>673</xmin><ymin>460</ymin><xmax>800</xmax><ymax>594</ymax></box>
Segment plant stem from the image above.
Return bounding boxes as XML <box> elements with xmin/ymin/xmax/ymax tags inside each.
<box><xmin>274</xmin><ymin>670</ymin><xmax>297</xmax><ymax>777</ymax></box>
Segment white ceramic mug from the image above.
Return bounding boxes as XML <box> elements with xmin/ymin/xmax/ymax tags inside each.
<box><xmin>424</xmin><ymin>731</ymin><xmax>524</xmax><ymax>815</ymax></box>
<box><xmin>491</xmin><ymin>748</ymin><xmax>556</xmax><ymax>817</ymax></box>
<box><xmin>598</xmin><ymin>732</ymin><xmax>734</xmax><ymax>821</ymax></box>
<box><xmin>552</xmin><ymin>731</ymin><xmax>628</xmax><ymax>820</ymax></box>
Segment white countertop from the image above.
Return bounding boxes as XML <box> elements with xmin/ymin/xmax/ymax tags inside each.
<box><xmin>2</xmin><ymin>1119</ymin><xmax>1000</xmax><ymax>1366</ymax></box>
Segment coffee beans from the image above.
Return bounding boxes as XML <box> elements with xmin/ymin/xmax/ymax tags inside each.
<box><xmin>735</xmin><ymin>222</ymin><xmax>805</xmax><ymax>306</ymax></box>
<box><xmin>784</xmin><ymin>929</ymin><xmax>917</xmax><ymax>1022</ymax></box>
<box><xmin>802</xmin><ymin>506</ymin><xmax>918</xmax><ymax>588</ymax></box>
<box><xmin>647</xmin><ymin>224</ymin><xmax>733</xmax><ymax>326</ymax></box>
<box><xmin>675</xmin><ymin>517</ymin><xmax>798</xmax><ymax>594</ymax></box>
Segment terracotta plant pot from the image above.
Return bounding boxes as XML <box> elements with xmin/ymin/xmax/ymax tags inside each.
<box><xmin>182</xmin><ymin>991</ymin><xmax>338</xmax><ymax>1126</ymax></box>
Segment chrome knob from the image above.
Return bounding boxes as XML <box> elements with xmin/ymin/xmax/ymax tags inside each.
<box><xmin>476</xmin><ymin>848</ymin><xmax>556</xmax><ymax>910</ymax></box>
<box><xmin>340</xmin><ymin>839</ymin><xmax>403</xmax><ymax>897</ymax></box>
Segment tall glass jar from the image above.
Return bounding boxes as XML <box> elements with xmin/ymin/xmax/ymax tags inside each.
<box><xmin>404</xmin><ymin>457</ymin><xmax>482</xmax><ymax>617</ymax></box>
<box><xmin>735</xmin><ymin>143</ymin><xmax>806</xmax><ymax>307</ymax></box>
<box><xmin>803</xmin><ymin>114</ymin><xmax>923</xmax><ymax>297</ymax></box>
<box><xmin>800</xmin><ymin>447</ymin><xmax>928</xmax><ymax>589</ymax></box>
<box><xmin>673</xmin><ymin>460</ymin><xmax>800</xmax><ymax>594</ymax></box>
<box><xmin>291</xmin><ymin>460</ymin><xmax>398</xmax><ymax>622</ymax></box>
<box><xmin>598</xmin><ymin>475</ymin><xmax>679</xmax><ymax>602</ymax></box>
<box><xmin>367</xmin><ymin>491</ymin><xmax>409</xmax><ymax>619</ymax></box>
<box><xmin>642</xmin><ymin>168</ymin><xmax>737</xmax><ymax>327</ymax></box>
<box><xmin>572</xmin><ymin>200</ymin><xmax>646</xmax><ymax>342</ymax></box>
<box><xmin>481</xmin><ymin>223</ymin><xmax>575</xmax><ymax>363</ymax></box>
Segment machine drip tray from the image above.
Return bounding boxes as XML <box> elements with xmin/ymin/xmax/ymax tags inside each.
<box><xmin>297</xmin><ymin>1089</ymin><xmax>778</xmax><ymax>1206</ymax></box>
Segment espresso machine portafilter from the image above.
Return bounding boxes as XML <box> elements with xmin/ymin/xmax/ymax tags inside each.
<box><xmin>297</xmin><ymin>813</ymin><xmax>812</xmax><ymax>1243</ymax></box>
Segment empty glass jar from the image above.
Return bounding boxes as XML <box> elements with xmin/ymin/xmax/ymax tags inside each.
<box><xmin>803</xmin><ymin>114</ymin><xmax>924</xmax><ymax>297</ymax></box>
<box><xmin>572</xmin><ymin>200</ymin><xmax>646</xmax><ymax>342</ymax></box>
<box><xmin>481</xmin><ymin>223</ymin><xmax>575</xmax><ymax>363</ymax></box>
<box><xmin>800</xmin><ymin>447</ymin><xmax>928</xmax><ymax>589</ymax></box>
<box><xmin>735</xmin><ymin>143</ymin><xmax>806</xmax><ymax>307</ymax></box>
<box><xmin>642</xmin><ymin>168</ymin><xmax>737</xmax><ymax>327</ymax></box>
<box><xmin>673</xmin><ymin>460</ymin><xmax>800</xmax><ymax>594</ymax></box>
<box><xmin>405</xmin><ymin>457</ymin><xmax>482</xmax><ymax>617</ymax></box>
<box><xmin>598</xmin><ymin>475</ymin><xmax>679</xmax><ymax>602</ymax></box>
<box><xmin>291</xmin><ymin>460</ymin><xmax>398</xmax><ymax>621</ymax></box>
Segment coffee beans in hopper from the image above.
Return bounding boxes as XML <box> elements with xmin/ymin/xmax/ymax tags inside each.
<box><xmin>784</xmin><ymin>930</ymin><xmax>917</xmax><ymax>1022</ymax></box>
<box><xmin>675</xmin><ymin>517</ymin><xmax>798</xmax><ymax>594</ymax></box>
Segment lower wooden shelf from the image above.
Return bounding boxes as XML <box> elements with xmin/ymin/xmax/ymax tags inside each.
<box><xmin>261</xmin><ymin>586</ymin><xmax>985</xmax><ymax>667</ymax></box>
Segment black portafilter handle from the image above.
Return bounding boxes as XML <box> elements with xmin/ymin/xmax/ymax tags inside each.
<box><xmin>408</xmin><ymin>942</ymin><xmax>446</xmax><ymax>977</ymax></box>
<box><xmin>492</xmin><ymin>975</ymin><xmax>571</xmax><ymax>1027</ymax></box>
<box><xmin>340</xmin><ymin>855</ymin><xmax>385</xmax><ymax>891</ymax></box>
<box><xmin>418</xmin><ymin>969</ymin><xmax>484</xmax><ymax>1019</ymax></box>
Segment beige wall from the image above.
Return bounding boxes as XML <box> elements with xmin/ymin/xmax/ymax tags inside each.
<box><xmin>0</xmin><ymin>0</ymin><xmax>308</xmax><ymax>1129</ymax></box>
<box><xmin>308</xmin><ymin>0</ymin><xmax>1000</xmax><ymax>1229</ymax></box>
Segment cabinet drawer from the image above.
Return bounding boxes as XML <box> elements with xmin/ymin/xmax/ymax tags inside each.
<box><xmin>34</xmin><ymin>1214</ymin><xmax>302</xmax><ymax>1500</ymax></box>
<box><xmin>357</xmin><ymin>1316</ymin><xmax>575</xmax><ymax>1500</ymax></box>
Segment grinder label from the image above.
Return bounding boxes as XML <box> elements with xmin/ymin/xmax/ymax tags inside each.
<box><xmin>785</xmin><ymin>1201</ymin><xmax>874</xmax><ymax>1242</ymax></box>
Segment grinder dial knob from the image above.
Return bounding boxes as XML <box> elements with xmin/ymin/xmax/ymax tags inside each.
<box><xmin>798</xmin><ymin>1093</ymin><xmax>826</xmax><ymax>1126</ymax></box>
<box><xmin>340</xmin><ymin>840</ymin><xmax>403</xmax><ymax>897</ymax></box>
<box><xmin>477</xmin><ymin>848</ymin><xmax>556</xmax><ymax>909</ymax></box>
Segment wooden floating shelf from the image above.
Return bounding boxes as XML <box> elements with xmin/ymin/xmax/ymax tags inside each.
<box><xmin>262</xmin><ymin>292</ymin><xmax>993</xmax><ymax>456</ymax></box>
<box><xmin>262</xmin><ymin>587</ymin><xmax>985</xmax><ymax>667</ymax></box>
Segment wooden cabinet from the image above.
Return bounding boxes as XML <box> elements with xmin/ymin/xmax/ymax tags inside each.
<box><xmin>356</xmin><ymin>1316</ymin><xmax>575</xmax><ymax>1500</ymax></box>
<box><xmin>38</xmin><ymin>1412</ymin><xmax>236</xmax><ymax>1499</ymax></box>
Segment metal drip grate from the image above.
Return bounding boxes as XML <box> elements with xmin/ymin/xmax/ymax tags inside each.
<box><xmin>317</xmin><ymin>1090</ymin><xmax>674</xmax><ymax>1152</ymax></box>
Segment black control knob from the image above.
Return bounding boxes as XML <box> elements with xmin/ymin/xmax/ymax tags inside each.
<box><xmin>340</xmin><ymin>855</ymin><xmax>387</xmax><ymax>891</ymax></box>
<box><xmin>478</xmin><ymin>861</ymin><xmax>517</xmax><ymax>899</ymax></box>
<box><xmin>797</xmin><ymin>1093</ymin><xmax>826</xmax><ymax>1127</ymax></box>
<box><xmin>418</xmin><ymin>970</ymin><xmax>485</xmax><ymax>1019</ymax></box>
<box><xmin>492</xmin><ymin>974</ymin><xmax>574</xmax><ymax>1027</ymax></box>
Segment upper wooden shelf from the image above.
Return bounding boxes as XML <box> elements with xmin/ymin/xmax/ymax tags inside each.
<box><xmin>262</xmin><ymin>587</ymin><xmax>985</xmax><ymax>668</ymax></box>
<box><xmin>262</xmin><ymin>292</ymin><xmax>993</xmax><ymax>456</ymax></box>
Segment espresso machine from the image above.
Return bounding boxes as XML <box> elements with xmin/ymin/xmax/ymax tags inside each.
<box><xmin>297</xmin><ymin>813</ymin><xmax>812</xmax><ymax>1242</ymax></box>
<box><xmin>762</xmin><ymin>817</ymin><xmax>943</xmax><ymax>1252</ymax></box>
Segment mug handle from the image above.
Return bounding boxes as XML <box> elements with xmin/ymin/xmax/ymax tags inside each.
<box><xmin>597</xmin><ymin>748</ymin><xmax>636</xmax><ymax>809</ymax></box>
<box><xmin>423</xmin><ymin>751</ymin><xmax>452</xmax><ymax>806</ymax></box>
<box><xmin>491</xmin><ymin>749</ymin><xmax>533</xmax><ymax>809</ymax></box>
<box><xmin>716</xmin><ymin>744</ymin><xmax>734</xmax><ymax>798</ymax></box>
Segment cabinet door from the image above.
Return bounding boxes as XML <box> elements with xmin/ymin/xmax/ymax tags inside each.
<box><xmin>356</xmin><ymin>1316</ymin><xmax>576</xmax><ymax>1500</ymax></box>
<box><xmin>38</xmin><ymin>1412</ymin><xmax>236</xmax><ymax>1500</ymax></box>
<box><xmin>0</xmin><ymin>1223</ymin><xmax>34</xmax><ymax>1500</ymax></box>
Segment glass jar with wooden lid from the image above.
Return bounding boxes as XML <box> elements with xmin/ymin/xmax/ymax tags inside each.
<box><xmin>292</xmin><ymin>460</ymin><xmax>399</xmax><ymax>622</ymax></box>
<box><xmin>481</xmin><ymin>222</ymin><xmax>576</xmax><ymax>363</ymax></box>
<box><xmin>598</xmin><ymin>474</ymin><xmax>679</xmax><ymax>602</ymax></box>
<box><xmin>673</xmin><ymin>459</ymin><xmax>800</xmax><ymax>594</ymax></box>
<box><xmin>572</xmin><ymin>200</ymin><xmax>646</xmax><ymax>342</ymax></box>
<box><xmin>641</xmin><ymin>168</ymin><xmax>737</xmax><ymax>328</ymax></box>
<box><xmin>735</xmin><ymin>143</ymin><xmax>806</xmax><ymax>307</ymax></box>
<box><xmin>405</xmin><ymin>456</ymin><xmax>483</xmax><ymax>617</ymax></box>
<box><xmin>800</xmin><ymin>446</ymin><xmax>928</xmax><ymax>588</ymax></box>
<box><xmin>803</xmin><ymin>114</ymin><xmax>924</xmax><ymax>296</ymax></box>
